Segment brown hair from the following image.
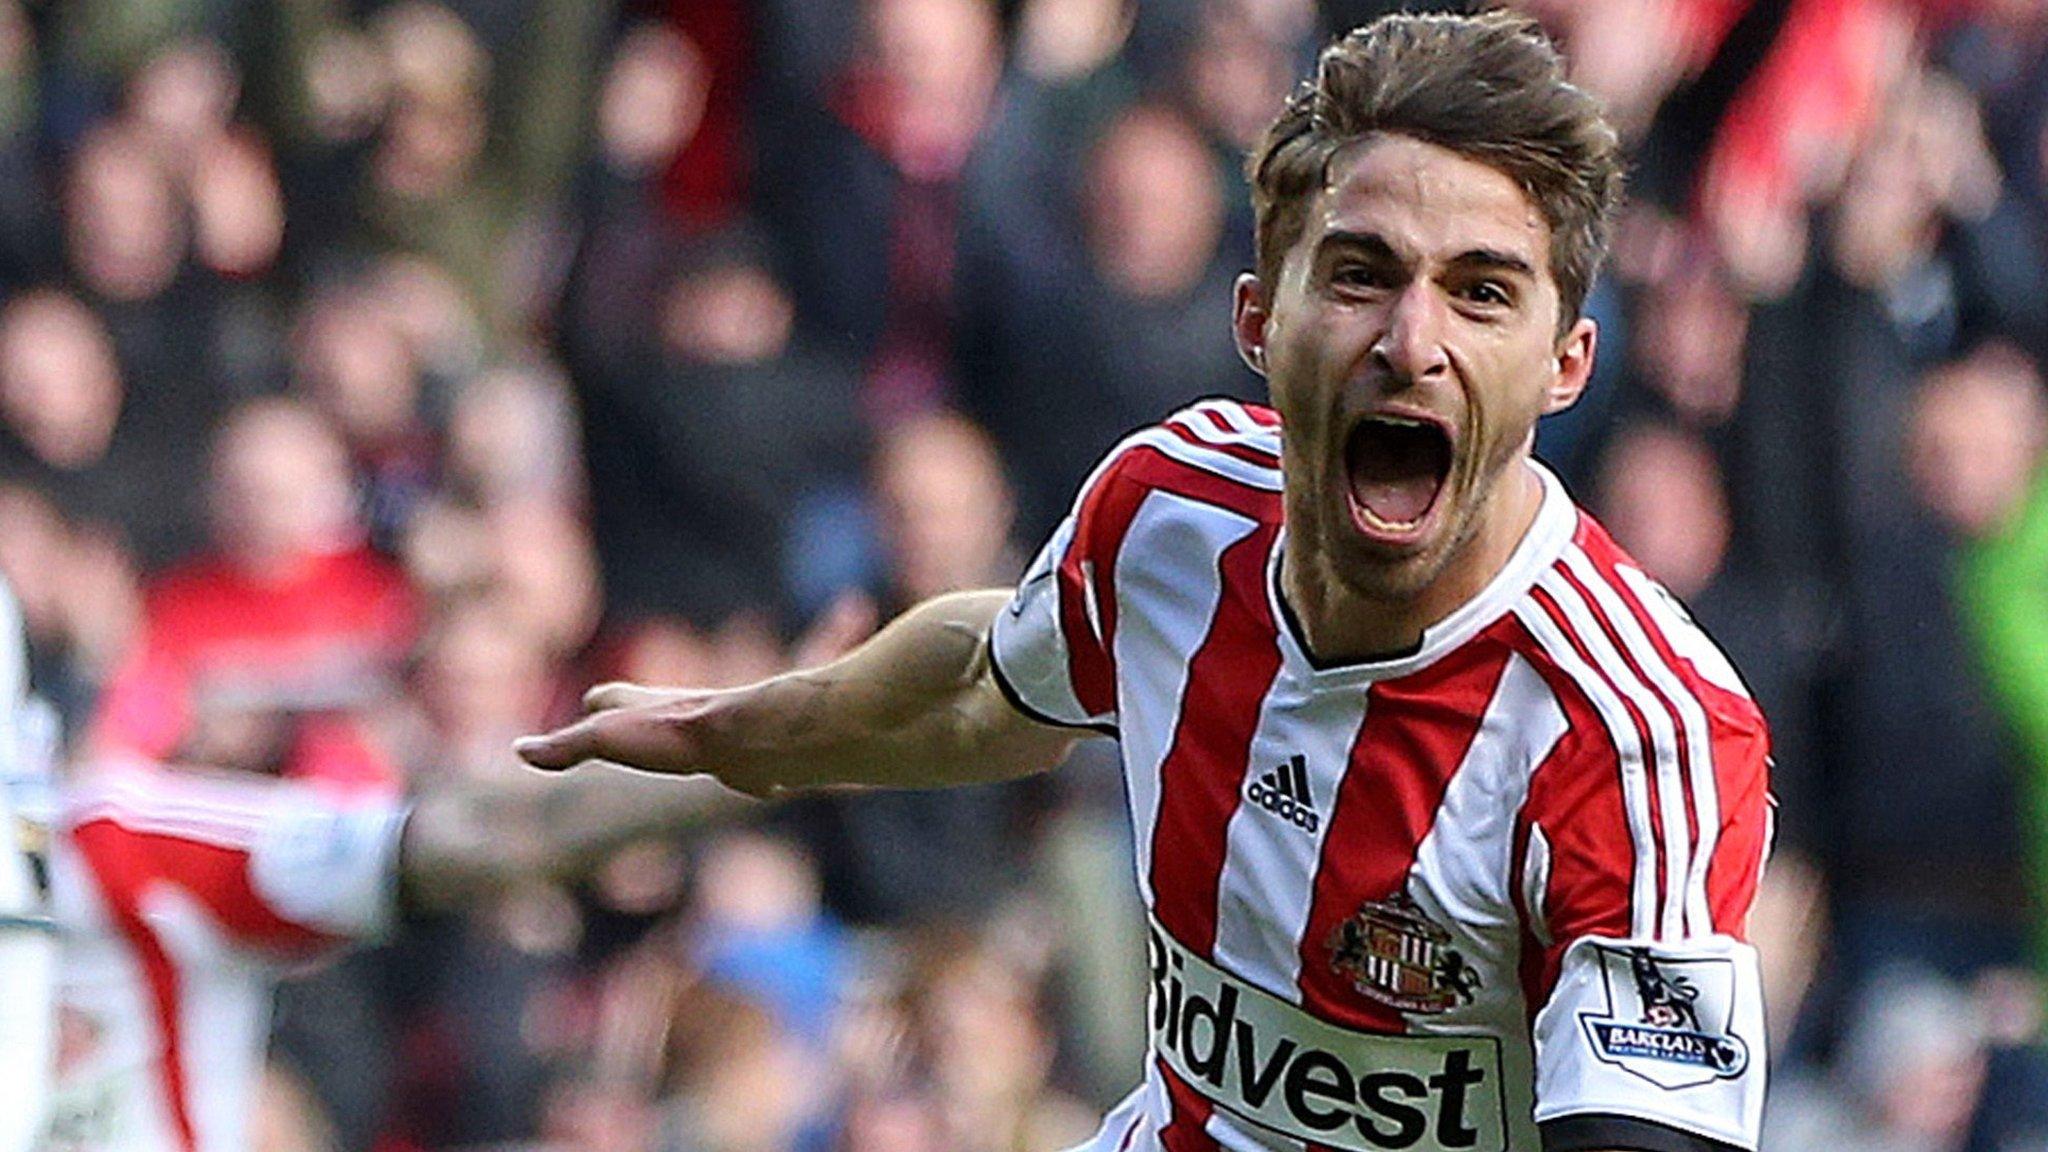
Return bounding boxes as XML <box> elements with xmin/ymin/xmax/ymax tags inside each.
<box><xmin>1249</xmin><ymin>10</ymin><xmax>1624</xmax><ymax>330</ymax></box>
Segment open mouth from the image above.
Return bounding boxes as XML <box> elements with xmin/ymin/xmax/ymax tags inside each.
<box><xmin>1345</xmin><ymin>414</ymin><xmax>1453</xmax><ymax>543</ymax></box>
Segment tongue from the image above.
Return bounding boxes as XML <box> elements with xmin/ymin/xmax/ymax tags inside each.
<box><xmin>1350</xmin><ymin>426</ymin><xmax>1446</xmax><ymax>526</ymax></box>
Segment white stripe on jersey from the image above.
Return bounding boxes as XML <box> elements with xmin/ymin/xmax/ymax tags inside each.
<box><xmin>70</xmin><ymin>772</ymin><xmax>277</xmax><ymax>851</ymax></box>
<box><xmin>1535</xmin><ymin>567</ymin><xmax>1692</xmax><ymax>940</ymax></box>
<box><xmin>1191</xmin><ymin>398</ymin><xmax>1274</xmax><ymax>438</ymax></box>
<box><xmin>1115</xmin><ymin>491</ymin><xmax>1263</xmax><ymax>906</ymax></box>
<box><xmin>1205</xmin><ymin>1111</ymin><xmax>1305</xmax><ymax>1152</ymax></box>
<box><xmin>1511</xmin><ymin>597</ymin><xmax>1660</xmax><ymax>939</ymax></box>
<box><xmin>1399</xmin><ymin>652</ymin><xmax>1568</xmax><ymax>1136</ymax></box>
<box><xmin>1209</xmin><ymin>657</ymin><xmax>1366</xmax><ymax>998</ymax></box>
<box><xmin>1560</xmin><ymin>547</ymin><xmax>1721</xmax><ymax>936</ymax></box>
<box><xmin>1521</xmin><ymin>824</ymin><xmax>1554</xmax><ymax>948</ymax></box>
<box><xmin>1125</xmin><ymin>428</ymin><xmax>1284</xmax><ymax>491</ymax></box>
<box><xmin>1011</xmin><ymin>515</ymin><xmax>1097</xmax><ymax>726</ymax></box>
<box><xmin>1406</xmin><ymin>653</ymin><xmax>1567</xmax><ymax>944</ymax></box>
<box><xmin>145</xmin><ymin>886</ymin><xmax>273</xmax><ymax>1152</ymax></box>
<box><xmin>1171</xmin><ymin>404</ymin><xmax>1282</xmax><ymax>454</ymax></box>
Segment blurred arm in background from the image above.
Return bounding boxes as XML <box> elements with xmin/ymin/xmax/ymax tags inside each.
<box><xmin>398</xmin><ymin>760</ymin><xmax>744</xmax><ymax>913</ymax></box>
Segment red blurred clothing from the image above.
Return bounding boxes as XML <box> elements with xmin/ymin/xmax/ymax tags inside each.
<box><xmin>90</xmin><ymin>546</ymin><xmax>419</xmax><ymax>796</ymax></box>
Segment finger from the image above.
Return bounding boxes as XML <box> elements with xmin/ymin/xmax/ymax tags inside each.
<box><xmin>513</xmin><ymin>717</ymin><xmax>612</xmax><ymax>771</ymax></box>
<box><xmin>518</xmin><ymin>700</ymin><xmax>716</xmax><ymax>776</ymax></box>
<box><xmin>583</xmin><ymin>682</ymin><xmax>673</xmax><ymax>713</ymax></box>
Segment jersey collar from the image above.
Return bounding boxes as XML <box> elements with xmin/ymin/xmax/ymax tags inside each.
<box><xmin>1265</xmin><ymin>461</ymin><xmax>1577</xmax><ymax>686</ymax></box>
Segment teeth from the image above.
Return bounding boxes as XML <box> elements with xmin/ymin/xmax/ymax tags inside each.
<box><xmin>1367</xmin><ymin>415</ymin><xmax>1428</xmax><ymax>429</ymax></box>
<box><xmin>1357</xmin><ymin>505</ymin><xmax>1425</xmax><ymax>531</ymax></box>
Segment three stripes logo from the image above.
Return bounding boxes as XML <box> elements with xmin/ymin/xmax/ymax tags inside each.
<box><xmin>1246</xmin><ymin>754</ymin><xmax>1320</xmax><ymax>833</ymax></box>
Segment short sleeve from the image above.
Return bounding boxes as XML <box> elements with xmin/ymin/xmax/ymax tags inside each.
<box><xmin>68</xmin><ymin>768</ymin><xmax>408</xmax><ymax>962</ymax></box>
<box><xmin>988</xmin><ymin>445</ymin><xmax>1138</xmax><ymax>733</ymax></box>
<box><xmin>247</xmin><ymin>799</ymin><xmax>408</xmax><ymax>944</ymax></box>
<box><xmin>1518</xmin><ymin>650</ymin><xmax>1773</xmax><ymax>1149</ymax></box>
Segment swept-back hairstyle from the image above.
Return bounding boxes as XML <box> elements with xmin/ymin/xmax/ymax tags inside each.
<box><xmin>1248</xmin><ymin>11</ymin><xmax>1625</xmax><ymax>331</ymax></box>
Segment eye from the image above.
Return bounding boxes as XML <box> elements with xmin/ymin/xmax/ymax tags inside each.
<box><xmin>1330</xmin><ymin>263</ymin><xmax>1392</xmax><ymax>291</ymax></box>
<box><xmin>1459</xmin><ymin>280</ymin><xmax>1512</xmax><ymax>307</ymax></box>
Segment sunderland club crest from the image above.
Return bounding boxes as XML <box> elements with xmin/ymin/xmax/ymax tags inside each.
<box><xmin>1330</xmin><ymin>892</ymin><xmax>1480</xmax><ymax>1014</ymax></box>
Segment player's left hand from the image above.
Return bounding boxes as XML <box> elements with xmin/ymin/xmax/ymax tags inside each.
<box><xmin>512</xmin><ymin>684</ymin><xmax>780</xmax><ymax>796</ymax></box>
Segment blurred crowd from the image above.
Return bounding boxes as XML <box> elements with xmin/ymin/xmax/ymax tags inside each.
<box><xmin>10</xmin><ymin>0</ymin><xmax>2048</xmax><ymax>1149</ymax></box>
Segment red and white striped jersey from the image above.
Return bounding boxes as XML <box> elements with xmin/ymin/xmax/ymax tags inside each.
<box><xmin>40</xmin><ymin>762</ymin><xmax>405</xmax><ymax>1152</ymax></box>
<box><xmin>990</xmin><ymin>400</ymin><xmax>1771</xmax><ymax>1152</ymax></box>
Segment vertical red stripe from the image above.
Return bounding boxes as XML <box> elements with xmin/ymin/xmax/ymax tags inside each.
<box><xmin>71</xmin><ymin>821</ymin><xmax>333</xmax><ymax>1152</ymax></box>
<box><xmin>1551</xmin><ymin>561</ymin><xmax>1703</xmax><ymax>913</ymax></box>
<box><xmin>1157</xmin><ymin>1060</ymin><xmax>1221</xmax><ymax>1151</ymax></box>
<box><xmin>1058</xmin><ymin>456</ymin><xmax>1151</xmax><ymax>718</ymax></box>
<box><xmin>1527</xmin><ymin>583</ymin><xmax>1671</xmax><ymax>932</ymax></box>
<box><xmin>1503</xmin><ymin>615</ymin><xmax>1654</xmax><ymax>1004</ymax></box>
<box><xmin>74</xmin><ymin>827</ymin><xmax>201</xmax><ymax>1152</ymax></box>
<box><xmin>1147</xmin><ymin>523</ymin><xmax>1283</xmax><ymax>956</ymax></box>
<box><xmin>1574</xmin><ymin>521</ymin><xmax>1773</xmax><ymax>938</ymax></box>
<box><xmin>1295</xmin><ymin>630</ymin><xmax>1515</xmax><ymax>1030</ymax></box>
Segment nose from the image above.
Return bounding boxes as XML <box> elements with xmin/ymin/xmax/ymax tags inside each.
<box><xmin>1371</xmin><ymin>283</ymin><xmax>1451</xmax><ymax>386</ymax></box>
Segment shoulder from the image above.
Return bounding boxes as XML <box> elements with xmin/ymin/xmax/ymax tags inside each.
<box><xmin>1080</xmin><ymin>398</ymin><xmax>1284</xmax><ymax>524</ymax></box>
<box><xmin>1509</xmin><ymin>512</ymin><xmax>1770</xmax><ymax>776</ymax></box>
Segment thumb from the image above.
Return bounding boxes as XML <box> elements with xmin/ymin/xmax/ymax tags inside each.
<box><xmin>583</xmin><ymin>681</ymin><xmax>678</xmax><ymax>713</ymax></box>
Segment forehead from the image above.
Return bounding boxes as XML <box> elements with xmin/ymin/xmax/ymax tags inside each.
<box><xmin>1303</xmin><ymin>134</ymin><xmax>1550</xmax><ymax>272</ymax></box>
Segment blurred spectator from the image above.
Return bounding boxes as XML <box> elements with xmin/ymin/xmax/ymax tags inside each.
<box><xmin>0</xmin><ymin>482</ymin><xmax>138</xmax><ymax>728</ymax></box>
<box><xmin>795</xmin><ymin>413</ymin><xmax>1037</xmax><ymax>926</ymax></box>
<box><xmin>89</xmin><ymin>398</ymin><xmax>417</xmax><ymax>796</ymax></box>
<box><xmin>1765</xmin><ymin>966</ymin><xmax>1990</xmax><ymax>1152</ymax></box>
<box><xmin>886</xmin><ymin>927</ymin><xmax>1096</xmax><ymax>1152</ymax></box>
<box><xmin>567</xmin><ymin>227</ymin><xmax>866</xmax><ymax>633</ymax></box>
<box><xmin>354</xmin><ymin>0</ymin><xmax>615</xmax><ymax>337</ymax></box>
<box><xmin>688</xmin><ymin>830</ymin><xmax>854</xmax><ymax>1051</ymax></box>
<box><xmin>1823</xmin><ymin>343</ymin><xmax>2043</xmax><ymax>992</ymax></box>
<box><xmin>756</xmin><ymin>0</ymin><xmax>1005</xmax><ymax>413</ymax></box>
<box><xmin>959</xmin><ymin>100</ymin><xmax>1264</xmax><ymax>538</ymax></box>
<box><xmin>292</xmin><ymin>279</ymin><xmax>441</xmax><ymax>550</ymax></box>
<box><xmin>0</xmin><ymin>287</ymin><xmax>207</xmax><ymax>570</ymax></box>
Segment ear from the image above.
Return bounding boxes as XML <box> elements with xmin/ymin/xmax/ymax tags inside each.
<box><xmin>1544</xmin><ymin>317</ymin><xmax>1597</xmax><ymax>415</ymax></box>
<box><xmin>1232</xmin><ymin>273</ymin><xmax>1271</xmax><ymax>377</ymax></box>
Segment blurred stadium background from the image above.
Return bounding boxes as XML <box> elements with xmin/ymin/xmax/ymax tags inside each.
<box><xmin>8</xmin><ymin>0</ymin><xmax>2048</xmax><ymax>1148</ymax></box>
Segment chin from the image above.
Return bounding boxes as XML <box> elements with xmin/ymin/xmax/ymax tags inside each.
<box><xmin>1324</xmin><ymin>520</ymin><xmax>1451</xmax><ymax>606</ymax></box>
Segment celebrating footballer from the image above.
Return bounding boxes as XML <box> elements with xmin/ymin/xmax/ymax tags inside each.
<box><xmin>519</xmin><ymin>11</ymin><xmax>1773</xmax><ymax>1152</ymax></box>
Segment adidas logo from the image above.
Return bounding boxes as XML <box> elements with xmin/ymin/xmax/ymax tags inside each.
<box><xmin>1246</xmin><ymin>754</ymin><xmax>1320</xmax><ymax>833</ymax></box>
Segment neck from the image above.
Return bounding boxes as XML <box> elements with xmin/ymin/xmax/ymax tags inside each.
<box><xmin>1281</xmin><ymin>464</ymin><xmax>1544</xmax><ymax>665</ymax></box>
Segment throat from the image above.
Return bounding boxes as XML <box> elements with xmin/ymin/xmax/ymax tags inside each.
<box><xmin>1276</xmin><ymin>548</ymin><xmax>1431</xmax><ymax>667</ymax></box>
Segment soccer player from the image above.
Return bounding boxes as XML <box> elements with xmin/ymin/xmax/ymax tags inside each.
<box><xmin>518</xmin><ymin>12</ymin><xmax>1772</xmax><ymax>1152</ymax></box>
<box><xmin>37</xmin><ymin>751</ymin><xmax>737</xmax><ymax>1152</ymax></box>
<box><xmin>0</xmin><ymin>578</ymin><xmax>56</xmax><ymax>1152</ymax></box>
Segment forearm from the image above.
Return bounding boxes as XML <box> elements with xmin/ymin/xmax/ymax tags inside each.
<box><xmin>398</xmin><ymin>767</ymin><xmax>742</xmax><ymax>913</ymax></box>
<box><xmin>695</xmin><ymin>590</ymin><xmax>1076</xmax><ymax>791</ymax></box>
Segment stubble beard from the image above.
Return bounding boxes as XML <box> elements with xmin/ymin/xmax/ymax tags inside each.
<box><xmin>1294</xmin><ymin>446</ymin><xmax>1503</xmax><ymax>616</ymax></box>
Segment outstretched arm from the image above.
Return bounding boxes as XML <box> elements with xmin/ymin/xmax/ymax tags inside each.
<box><xmin>511</xmin><ymin>590</ymin><xmax>1081</xmax><ymax>796</ymax></box>
<box><xmin>397</xmin><ymin>765</ymin><xmax>743</xmax><ymax>913</ymax></box>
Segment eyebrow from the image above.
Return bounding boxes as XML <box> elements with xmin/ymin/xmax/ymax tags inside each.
<box><xmin>1316</xmin><ymin>230</ymin><xmax>1536</xmax><ymax>279</ymax></box>
<box><xmin>1445</xmin><ymin>247</ymin><xmax>1536</xmax><ymax>279</ymax></box>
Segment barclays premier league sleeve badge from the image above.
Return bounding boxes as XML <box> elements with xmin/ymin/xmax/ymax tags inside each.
<box><xmin>1577</xmin><ymin>945</ymin><xmax>1749</xmax><ymax>1089</ymax></box>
